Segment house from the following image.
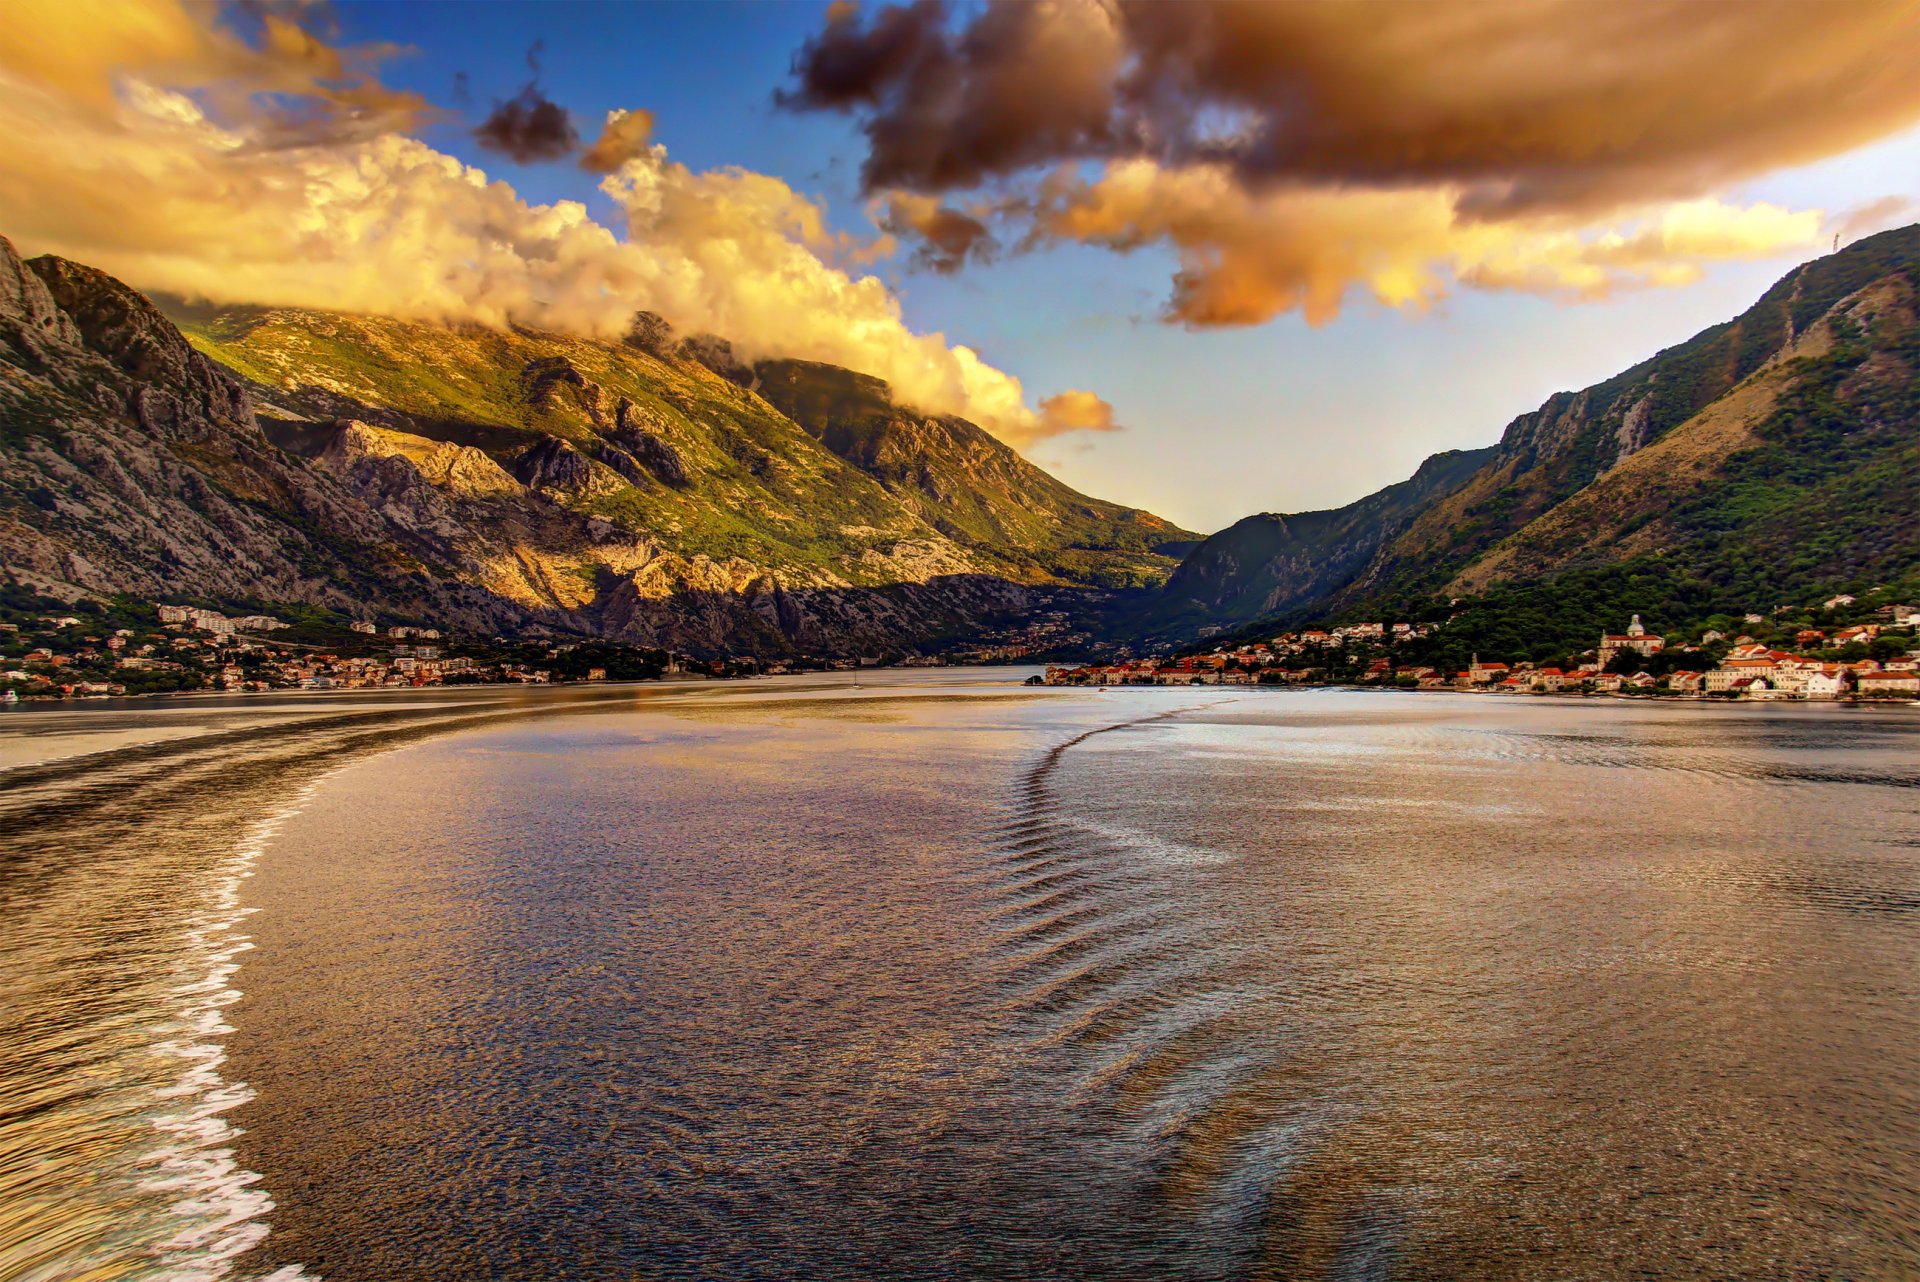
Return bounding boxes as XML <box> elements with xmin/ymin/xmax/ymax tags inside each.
<box><xmin>1856</xmin><ymin>671</ymin><xmax>1920</xmax><ymax>696</ymax></box>
<box><xmin>1666</xmin><ymin>671</ymin><xmax>1704</xmax><ymax>693</ymax></box>
<box><xmin>1892</xmin><ymin>604</ymin><xmax>1920</xmax><ymax>627</ymax></box>
<box><xmin>1802</xmin><ymin>668</ymin><xmax>1849</xmax><ymax>699</ymax></box>
<box><xmin>1706</xmin><ymin>658</ymin><xmax>1781</xmax><ymax>692</ymax></box>
<box><xmin>1466</xmin><ymin>656</ymin><xmax>1509</xmax><ymax>685</ymax></box>
<box><xmin>1796</xmin><ymin>629</ymin><xmax>1827</xmax><ymax>647</ymax></box>
<box><xmin>1599</xmin><ymin>615</ymin><xmax>1665</xmax><ymax>667</ymax></box>
<box><xmin>1824</xmin><ymin>594</ymin><xmax>1857</xmax><ymax>610</ymax></box>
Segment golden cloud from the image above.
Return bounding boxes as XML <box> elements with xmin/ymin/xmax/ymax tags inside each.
<box><xmin>580</xmin><ymin>108</ymin><xmax>656</xmax><ymax>173</ymax></box>
<box><xmin>0</xmin><ymin>0</ymin><xmax>1051</xmax><ymax>440</ymax></box>
<box><xmin>1033</xmin><ymin>161</ymin><xmax>1822</xmax><ymax>326</ymax></box>
<box><xmin>786</xmin><ymin>0</ymin><xmax>1920</xmax><ymax>323</ymax></box>
<box><xmin>1022</xmin><ymin>388</ymin><xmax>1118</xmax><ymax>445</ymax></box>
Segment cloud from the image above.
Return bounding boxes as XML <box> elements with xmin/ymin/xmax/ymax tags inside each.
<box><xmin>780</xmin><ymin>0</ymin><xmax>1128</xmax><ymax>193</ymax></box>
<box><xmin>1029</xmin><ymin>388</ymin><xmax>1118</xmax><ymax>443</ymax></box>
<box><xmin>873</xmin><ymin>192</ymin><xmax>995</xmax><ymax>272</ymax></box>
<box><xmin>1029</xmin><ymin>162</ymin><xmax>1821</xmax><ymax>327</ymax></box>
<box><xmin>473</xmin><ymin>84</ymin><xmax>579</xmax><ymax>163</ymax></box>
<box><xmin>784</xmin><ymin>0</ymin><xmax>1920</xmax><ymax>321</ymax></box>
<box><xmin>786</xmin><ymin>0</ymin><xmax>1920</xmax><ymax>211</ymax></box>
<box><xmin>2</xmin><ymin>0</ymin><xmax>432</xmax><ymax>146</ymax></box>
<box><xmin>1833</xmin><ymin>195</ymin><xmax>1919</xmax><ymax>245</ymax></box>
<box><xmin>580</xmin><ymin>108</ymin><xmax>655</xmax><ymax>173</ymax></box>
<box><xmin>0</xmin><ymin>0</ymin><xmax>1051</xmax><ymax>440</ymax></box>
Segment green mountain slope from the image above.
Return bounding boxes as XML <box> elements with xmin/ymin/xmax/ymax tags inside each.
<box><xmin>755</xmin><ymin>358</ymin><xmax>1187</xmax><ymax>588</ymax></box>
<box><xmin>0</xmin><ymin>234</ymin><xmax>1190</xmax><ymax>653</ymax></box>
<box><xmin>1152</xmin><ymin>224</ymin><xmax>1920</xmax><ymax>658</ymax></box>
<box><xmin>1126</xmin><ymin>445</ymin><xmax>1493</xmax><ymax>640</ymax></box>
<box><xmin>1331</xmin><ymin>225</ymin><xmax>1920</xmax><ymax>620</ymax></box>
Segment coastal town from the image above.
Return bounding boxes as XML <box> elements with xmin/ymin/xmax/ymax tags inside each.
<box><xmin>1044</xmin><ymin>601</ymin><xmax>1920</xmax><ymax>701</ymax></box>
<box><xmin>6</xmin><ymin>580</ymin><xmax>1920</xmax><ymax>703</ymax></box>
<box><xmin>0</xmin><ymin>593</ymin><xmax>710</xmax><ymax>700</ymax></box>
<box><xmin>0</xmin><ymin>584</ymin><xmax>1074</xmax><ymax>700</ymax></box>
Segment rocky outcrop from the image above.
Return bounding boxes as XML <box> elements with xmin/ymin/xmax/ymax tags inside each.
<box><xmin>522</xmin><ymin>355</ymin><xmax>614</xmax><ymax>429</ymax></box>
<box><xmin>0</xmin><ymin>236</ymin><xmax>82</xmax><ymax>354</ymax></box>
<box><xmin>608</xmin><ymin>402</ymin><xmax>690</xmax><ymax>487</ymax></box>
<box><xmin>623</xmin><ymin>310</ymin><xmax>676</xmax><ymax>360</ymax></box>
<box><xmin>596</xmin><ymin>443</ymin><xmax>654</xmax><ymax>488</ymax></box>
<box><xmin>27</xmin><ymin>254</ymin><xmax>254</xmax><ymax>443</ymax></box>
<box><xmin>676</xmin><ymin>332</ymin><xmax>754</xmax><ymax>386</ymax></box>
<box><xmin>511</xmin><ymin>434</ymin><xmax>624</xmax><ymax>497</ymax></box>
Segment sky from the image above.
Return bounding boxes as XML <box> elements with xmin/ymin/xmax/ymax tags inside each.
<box><xmin>2</xmin><ymin>0</ymin><xmax>1919</xmax><ymax>534</ymax></box>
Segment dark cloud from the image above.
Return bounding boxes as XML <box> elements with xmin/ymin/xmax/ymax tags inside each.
<box><xmin>781</xmin><ymin>0</ymin><xmax>1920</xmax><ymax>218</ymax></box>
<box><xmin>877</xmin><ymin>193</ymin><xmax>996</xmax><ymax>272</ymax></box>
<box><xmin>781</xmin><ymin>0</ymin><xmax>1124</xmax><ymax>193</ymax></box>
<box><xmin>474</xmin><ymin>83</ymin><xmax>578</xmax><ymax>164</ymax></box>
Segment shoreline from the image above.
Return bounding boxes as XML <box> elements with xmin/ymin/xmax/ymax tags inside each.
<box><xmin>1048</xmin><ymin>680</ymin><xmax>1920</xmax><ymax>708</ymax></box>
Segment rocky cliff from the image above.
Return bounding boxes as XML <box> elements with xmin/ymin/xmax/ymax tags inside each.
<box><xmin>1127</xmin><ymin>445</ymin><xmax>1493</xmax><ymax>640</ymax></box>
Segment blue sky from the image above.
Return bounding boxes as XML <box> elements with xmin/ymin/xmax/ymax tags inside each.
<box><xmin>324</xmin><ymin>1</ymin><xmax>1920</xmax><ymax>534</ymax></box>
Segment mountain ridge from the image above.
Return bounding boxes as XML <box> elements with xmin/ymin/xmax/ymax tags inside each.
<box><xmin>0</xmin><ymin>233</ymin><xmax>1192</xmax><ymax>655</ymax></box>
<box><xmin>1144</xmin><ymin>223</ymin><xmax>1920</xmax><ymax>658</ymax></box>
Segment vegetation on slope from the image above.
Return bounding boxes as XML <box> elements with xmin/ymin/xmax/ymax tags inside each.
<box><xmin>1165</xmin><ymin>226</ymin><xmax>1920</xmax><ymax>664</ymax></box>
<box><xmin>176</xmin><ymin>310</ymin><xmax>1189</xmax><ymax>591</ymax></box>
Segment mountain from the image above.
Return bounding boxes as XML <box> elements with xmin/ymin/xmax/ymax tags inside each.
<box><xmin>1145</xmin><ymin>224</ymin><xmax>1920</xmax><ymax>655</ymax></box>
<box><xmin>753</xmin><ymin>358</ymin><xmax>1183</xmax><ymax>588</ymax></box>
<box><xmin>0</xmin><ymin>234</ymin><xmax>1191</xmax><ymax>654</ymax></box>
<box><xmin>1127</xmin><ymin>445</ymin><xmax>1493</xmax><ymax>640</ymax></box>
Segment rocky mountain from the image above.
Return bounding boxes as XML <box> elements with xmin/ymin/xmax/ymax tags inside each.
<box><xmin>1128</xmin><ymin>445</ymin><xmax>1493</xmax><ymax>640</ymax></box>
<box><xmin>0</xmin><ymin>234</ymin><xmax>1191</xmax><ymax>654</ymax></box>
<box><xmin>1144</xmin><ymin>224</ymin><xmax>1920</xmax><ymax>650</ymax></box>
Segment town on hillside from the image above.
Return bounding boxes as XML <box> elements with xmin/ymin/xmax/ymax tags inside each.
<box><xmin>1045</xmin><ymin>600</ymin><xmax>1920</xmax><ymax>701</ymax></box>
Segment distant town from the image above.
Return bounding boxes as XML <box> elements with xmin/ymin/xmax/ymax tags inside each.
<box><xmin>1045</xmin><ymin>597</ymin><xmax>1920</xmax><ymax>701</ymax></box>
<box><xmin>6</xmin><ymin>582</ymin><xmax>1919</xmax><ymax>703</ymax></box>
<box><xmin>0</xmin><ymin>587</ymin><xmax>1066</xmax><ymax>701</ymax></box>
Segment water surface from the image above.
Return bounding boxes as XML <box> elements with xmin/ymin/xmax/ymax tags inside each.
<box><xmin>3</xmin><ymin>678</ymin><xmax>1916</xmax><ymax>1279</ymax></box>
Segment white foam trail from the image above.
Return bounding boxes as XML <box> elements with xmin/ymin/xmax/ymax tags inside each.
<box><xmin>133</xmin><ymin>774</ymin><xmax>343</xmax><ymax>1282</ymax></box>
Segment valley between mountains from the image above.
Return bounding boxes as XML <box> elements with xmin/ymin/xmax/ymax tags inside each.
<box><xmin>3</xmin><ymin>224</ymin><xmax>1918</xmax><ymax>661</ymax></box>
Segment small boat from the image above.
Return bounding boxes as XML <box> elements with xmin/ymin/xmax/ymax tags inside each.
<box><xmin>2</xmin><ymin>689</ymin><xmax>17</xmax><ymax>704</ymax></box>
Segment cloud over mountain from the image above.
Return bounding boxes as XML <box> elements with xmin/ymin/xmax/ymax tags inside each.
<box><xmin>0</xmin><ymin>0</ymin><xmax>1071</xmax><ymax>441</ymax></box>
